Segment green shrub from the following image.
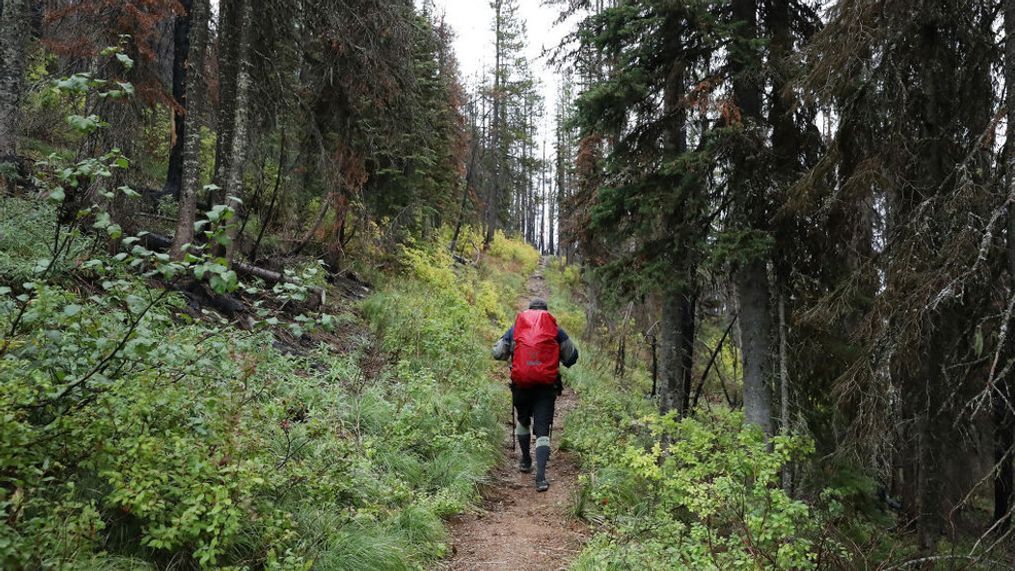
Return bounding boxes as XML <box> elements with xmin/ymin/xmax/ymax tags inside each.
<box><xmin>488</xmin><ymin>230</ymin><xmax>539</xmax><ymax>275</ymax></box>
<box><xmin>564</xmin><ymin>353</ymin><xmax>855</xmax><ymax>569</ymax></box>
<box><xmin>0</xmin><ymin>197</ymin><xmax>93</xmax><ymax>283</ymax></box>
<box><xmin>0</xmin><ymin>231</ymin><xmax>531</xmax><ymax>568</ymax></box>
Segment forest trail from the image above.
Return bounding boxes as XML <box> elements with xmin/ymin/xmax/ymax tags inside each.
<box><xmin>444</xmin><ymin>259</ymin><xmax>588</xmax><ymax>570</ymax></box>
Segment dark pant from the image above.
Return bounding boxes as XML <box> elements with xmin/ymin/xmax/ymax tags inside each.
<box><xmin>512</xmin><ymin>384</ymin><xmax>557</xmax><ymax>439</ymax></box>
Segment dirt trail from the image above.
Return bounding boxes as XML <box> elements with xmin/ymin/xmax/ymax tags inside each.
<box><xmin>444</xmin><ymin>259</ymin><xmax>588</xmax><ymax>570</ymax></box>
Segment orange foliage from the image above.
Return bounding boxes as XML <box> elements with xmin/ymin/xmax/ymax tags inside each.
<box><xmin>44</xmin><ymin>0</ymin><xmax>183</xmax><ymax>107</ymax></box>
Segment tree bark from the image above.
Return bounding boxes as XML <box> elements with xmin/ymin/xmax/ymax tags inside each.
<box><xmin>220</xmin><ymin>0</ymin><xmax>253</xmax><ymax>262</ymax></box>
<box><xmin>660</xmin><ymin>289</ymin><xmax>696</xmax><ymax>415</ymax></box>
<box><xmin>211</xmin><ymin>0</ymin><xmax>240</xmax><ymax>203</ymax></box>
<box><xmin>996</xmin><ymin>0</ymin><xmax>1015</xmax><ymax>533</ymax></box>
<box><xmin>0</xmin><ymin>0</ymin><xmax>29</xmax><ymax>159</ymax></box>
<box><xmin>163</xmin><ymin>0</ymin><xmax>193</xmax><ymax>198</ymax></box>
<box><xmin>731</xmin><ymin>0</ymin><xmax>774</xmax><ymax>434</ymax></box>
<box><xmin>484</xmin><ymin>0</ymin><xmax>504</xmax><ymax>249</ymax></box>
<box><xmin>170</xmin><ymin>0</ymin><xmax>210</xmax><ymax>260</ymax></box>
<box><xmin>779</xmin><ymin>293</ymin><xmax>792</xmax><ymax>493</ymax></box>
<box><xmin>738</xmin><ymin>261</ymin><xmax>773</xmax><ymax>433</ymax></box>
<box><xmin>657</xmin><ymin>10</ymin><xmax>697</xmax><ymax>417</ymax></box>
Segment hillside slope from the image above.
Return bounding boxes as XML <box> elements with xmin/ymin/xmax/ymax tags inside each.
<box><xmin>0</xmin><ymin>200</ymin><xmax>539</xmax><ymax>569</ymax></box>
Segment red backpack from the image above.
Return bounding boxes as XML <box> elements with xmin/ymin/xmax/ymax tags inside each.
<box><xmin>511</xmin><ymin>309</ymin><xmax>560</xmax><ymax>388</ymax></box>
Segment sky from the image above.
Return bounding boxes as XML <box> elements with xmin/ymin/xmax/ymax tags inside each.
<box><xmin>427</xmin><ymin>0</ymin><xmax>571</xmax><ymax>150</ymax></box>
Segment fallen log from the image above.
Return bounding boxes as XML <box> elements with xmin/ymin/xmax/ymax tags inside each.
<box><xmin>232</xmin><ymin>259</ymin><xmax>326</xmax><ymax>308</ymax></box>
<box><xmin>139</xmin><ymin>232</ymin><xmax>326</xmax><ymax>308</ymax></box>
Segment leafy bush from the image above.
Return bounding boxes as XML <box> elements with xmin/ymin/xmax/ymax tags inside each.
<box><xmin>0</xmin><ymin>218</ymin><xmax>535</xmax><ymax>568</ymax></box>
<box><xmin>0</xmin><ymin>197</ymin><xmax>92</xmax><ymax>282</ymax></box>
<box><xmin>543</xmin><ymin>260</ymin><xmax>587</xmax><ymax>340</ymax></box>
<box><xmin>546</xmin><ymin>256</ymin><xmax>876</xmax><ymax>569</ymax></box>
<box><xmin>564</xmin><ymin>351</ymin><xmax>857</xmax><ymax>570</ymax></box>
<box><xmin>488</xmin><ymin>230</ymin><xmax>539</xmax><ymax>275</ymax></box>
<box><xmin>1</xmin><ymin>53</ymin><xmax>537</xmax><ymax>566</ymax></box>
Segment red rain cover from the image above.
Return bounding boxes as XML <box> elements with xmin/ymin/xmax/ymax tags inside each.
<box><xmin>510</xmin><ymin>309</ymin><xmax>560</xmax><ymax>387</ymax></box>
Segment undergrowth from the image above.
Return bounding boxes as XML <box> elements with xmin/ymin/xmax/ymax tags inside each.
<box><xmin>543</xmin><ymin>260</ymin><xmax>891</xmax><ymax>570</ymax></box>
<box><xmin>0</xmin><ymin>195</ymin><xmax>534</xmax><ymax>569</ymax></box>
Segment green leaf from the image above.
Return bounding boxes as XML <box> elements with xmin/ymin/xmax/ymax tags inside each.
<box><xmin>118</xmin><ymin>185</ymin><xmax>140</xmax><ymax>198</ymax></box>
<box><xmin>33</xmin><ymin>259</ymin><xmax>51</xmax><ymax>274</ymax></box>
<box><xmin>93</xmin><ymin>211</ymin><xmax>111</xmax><ymax>230</ymax></box>
<box><xmin>63</xmin><ymin>304</ymin><xmax>82</xmax><ymax>317</ymax></box>
<box><xmin>115</xmin><ymin>52</ymin><xmax>134</xmax><ymax>70</ymax></box>
<box><xmin>66</xmin><ymin>114</ymin><xmax>106</xmax><ymax>134</ymax></box>
<box><xmin>125</xmin><ymin>295</ymin><xmax>146</xmax><ymax>314</ymax></box>
<box><xmin>48</xmin><ymin>187</ymin><xmax>65</xmax><ymax>202</ymax></box>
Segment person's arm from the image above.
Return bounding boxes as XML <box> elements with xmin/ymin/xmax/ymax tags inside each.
<box><xmin>557</xmin><ymin>327</ymin><xmax>579</xmax><ymax>367</ymax></box>
<box><xmin>492</xmin><ymin>326</ymin><xmax>514</xmax><ymax>361</ymax></box>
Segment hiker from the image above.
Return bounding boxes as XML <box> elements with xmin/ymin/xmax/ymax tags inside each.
<box><xmin>492</xmin><ymin>298</ymin><xmax>579</xmax><ymax>492</ymax></box>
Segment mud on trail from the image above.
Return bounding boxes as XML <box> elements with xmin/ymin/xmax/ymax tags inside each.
<box><xmin>444</xmin><ymin>259</ymin><xmax>589</xmax><ymax>571</ymax></box>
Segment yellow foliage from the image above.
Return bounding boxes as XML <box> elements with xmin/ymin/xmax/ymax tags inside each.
<box><xmin>474</xmin><ymin>280</ymin><xmax>505</xmax><ymax>322</ymax></box>
<box><xmin>555</xmin><ymin>309</ymin><xmax>587</xmax><ymax>339</ymax></box>
<box><xmin>400</xmin><ymin>243</ymin><xmax>458</xmax><ymax>292</ymax></box>
<box><xmin>488</xmin><ymin>231</ymin><xmax>539</xmax><ymax>275</ymax></box>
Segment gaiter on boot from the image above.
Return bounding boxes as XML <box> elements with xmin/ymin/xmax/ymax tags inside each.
<box><xmin>534</xmin><ymin>436</ymin><xmax>551</xmax><ymax>482</ymax></box>
<box><xmin>516</xmin><ymin>423</ymin><xmax>532</xmax><ymax>472</ymax></box>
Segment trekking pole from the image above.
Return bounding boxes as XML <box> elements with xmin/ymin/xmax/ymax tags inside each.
<box><xmin>511</xmin><ymin>405</ymin><xmax>516</xmax><ymax>453</ymax></box>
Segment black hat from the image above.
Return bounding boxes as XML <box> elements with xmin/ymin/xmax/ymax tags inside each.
<box><xmin>529</xmin><ymin>298</ymin><xmax>548</xmax><ymax>310</ymax></box>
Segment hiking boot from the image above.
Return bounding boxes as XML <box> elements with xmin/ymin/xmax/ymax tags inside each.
<box><xmin>518</xmin><ymin>457</ymin><xmax>532</xmax><ymax>473</ymax></box>
<box><xmin>535</xmin><ymin>478</ymin><xmax>549</xmax><ymax>492</ymax></box>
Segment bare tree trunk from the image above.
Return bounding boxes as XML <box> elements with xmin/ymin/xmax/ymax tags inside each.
<box><xmin>0</xmin><ymin>0</ymin><xmax>29</xmax><ymax>159</ymax></box>
<box><xmin>731</xmin><ymin>0</ymin><xmax>773</xmax><ymax>434</ymax></box>
<box><xmin>738</xmin><ymin>261</ymin><xmax>773</xmax><ymax>433</ymax></box>
<box><xmin>660</xmin><ymin>289</ymin><xmax>695</xmax><ymax>415</ymax></box>
<box><xmin>996</xmin><ymin>0</ymin><xmax>1015</xmax><ymax>532</ymax></box>
<box><xmin>211</xmin><ymin>0</ymin><xmax>239</xmax><ymax>201</ymax></box>
<box><xmin>451</xmin><ymin>103</ymin><xmax>481</xmax><ymax>254</ymax></box>
<box><xmin>170</xmin><ymin>0</ymin><xmax>210</xmax><ymax>260</ymax></box>
<box><xmin>657</xmin><ymin>10</ymin><xmax>697</xmax><ymax>417</ymax></box>
<box><xmin>483</xmin><ymin>0</ymin><xmax>503</xmax><ymax>250</ymax></box>
<box><xmin>163</xmin><ymin>0</ymin><xmax>192</xmax><ymax>198</ymax></box>
<box><xmin>221</xmin><ymin>0</ymin><xmax>253</xmax><ymax>262</ymax></box>
<box><xmin>779</xmin><ymin>293</ymin><xmax>792</xmax><ymax>493</ymax></box>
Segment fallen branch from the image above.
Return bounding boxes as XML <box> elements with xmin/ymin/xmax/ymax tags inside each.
<box><xmin>140</xmin><ymin>232</ymin><xmax>325</xmax><ymax>307</ymax></box>
<box><xmin>691</xmin><ymin>313</ymin><xmax>739</xmax><ymax>410</ymax></box>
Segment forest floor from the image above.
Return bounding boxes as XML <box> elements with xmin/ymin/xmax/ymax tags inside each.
<box><xmin>444</xmin><ymin>259</ymin><xmax>589</xmax><ymax>570</ymax></box>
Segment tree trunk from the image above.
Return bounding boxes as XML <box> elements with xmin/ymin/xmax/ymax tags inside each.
<box><xmin>731</xmin><ymin>0</ymin><xmax>773</xmax><ymax>434</ymax></box>
<box><xmin>997</xmin><ymin>0</ymin><xmax>1015</xmax><ymax>532</ymax></box>
<box><xmin>0</xmin><ymin>0</ymin><xmax>29</xmax><ymax>159</ymax></box>
<box><xmin>323</xmin><ymin>192</ymin><xmax>350</xmax><ymax>271</ymax></box>
<box><xmin>163</xmin><ymin>0</ymin><xmax>192</xmax><ymax>198</ymax></box>
<box><xmin>211</xmin><ymin>0</ymin><xmax>240</xmax><ymax>203</ymax></box>
<box><xmin>170</xmin><ymin>0</ymin><xmax>210</xmax><ymax>260</ymax></box>
<box><xmin>779</xmin><ymin>293</ymin><xmax>792</xmax><ymax>493</ymax></box>
<box><xmin>738</xmin><ymin>261</ymin><xmax>773</xmax><ymax>433</ymax></box>
<box><xmin>657</xmin><ymin>10</ymin><xmax>697</xmax><ymax>417</ymax></box>
<box><xmin>659</xmin><ymin>288</ymin><xmax>696</xmax><ymax>415</ymax></box>
<box><xmin>484</xmin><ymin>1</ymin><xmax>503</xmax><ymax>250</ymax></box>
<box><xmin>451</xmin><ymin>108</ymin><xmax>481</xmax><ymax>254</ymax></box>
<box><xmin>220</xmin><ymin>0</ymin><xmax>253</xmax><ymax>262</ymax></box>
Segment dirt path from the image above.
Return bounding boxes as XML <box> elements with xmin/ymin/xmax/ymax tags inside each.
<box><xmin>443</xmin><ymin>259</ymin><xmax>588</xmax><ymax>571</ymax></box>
